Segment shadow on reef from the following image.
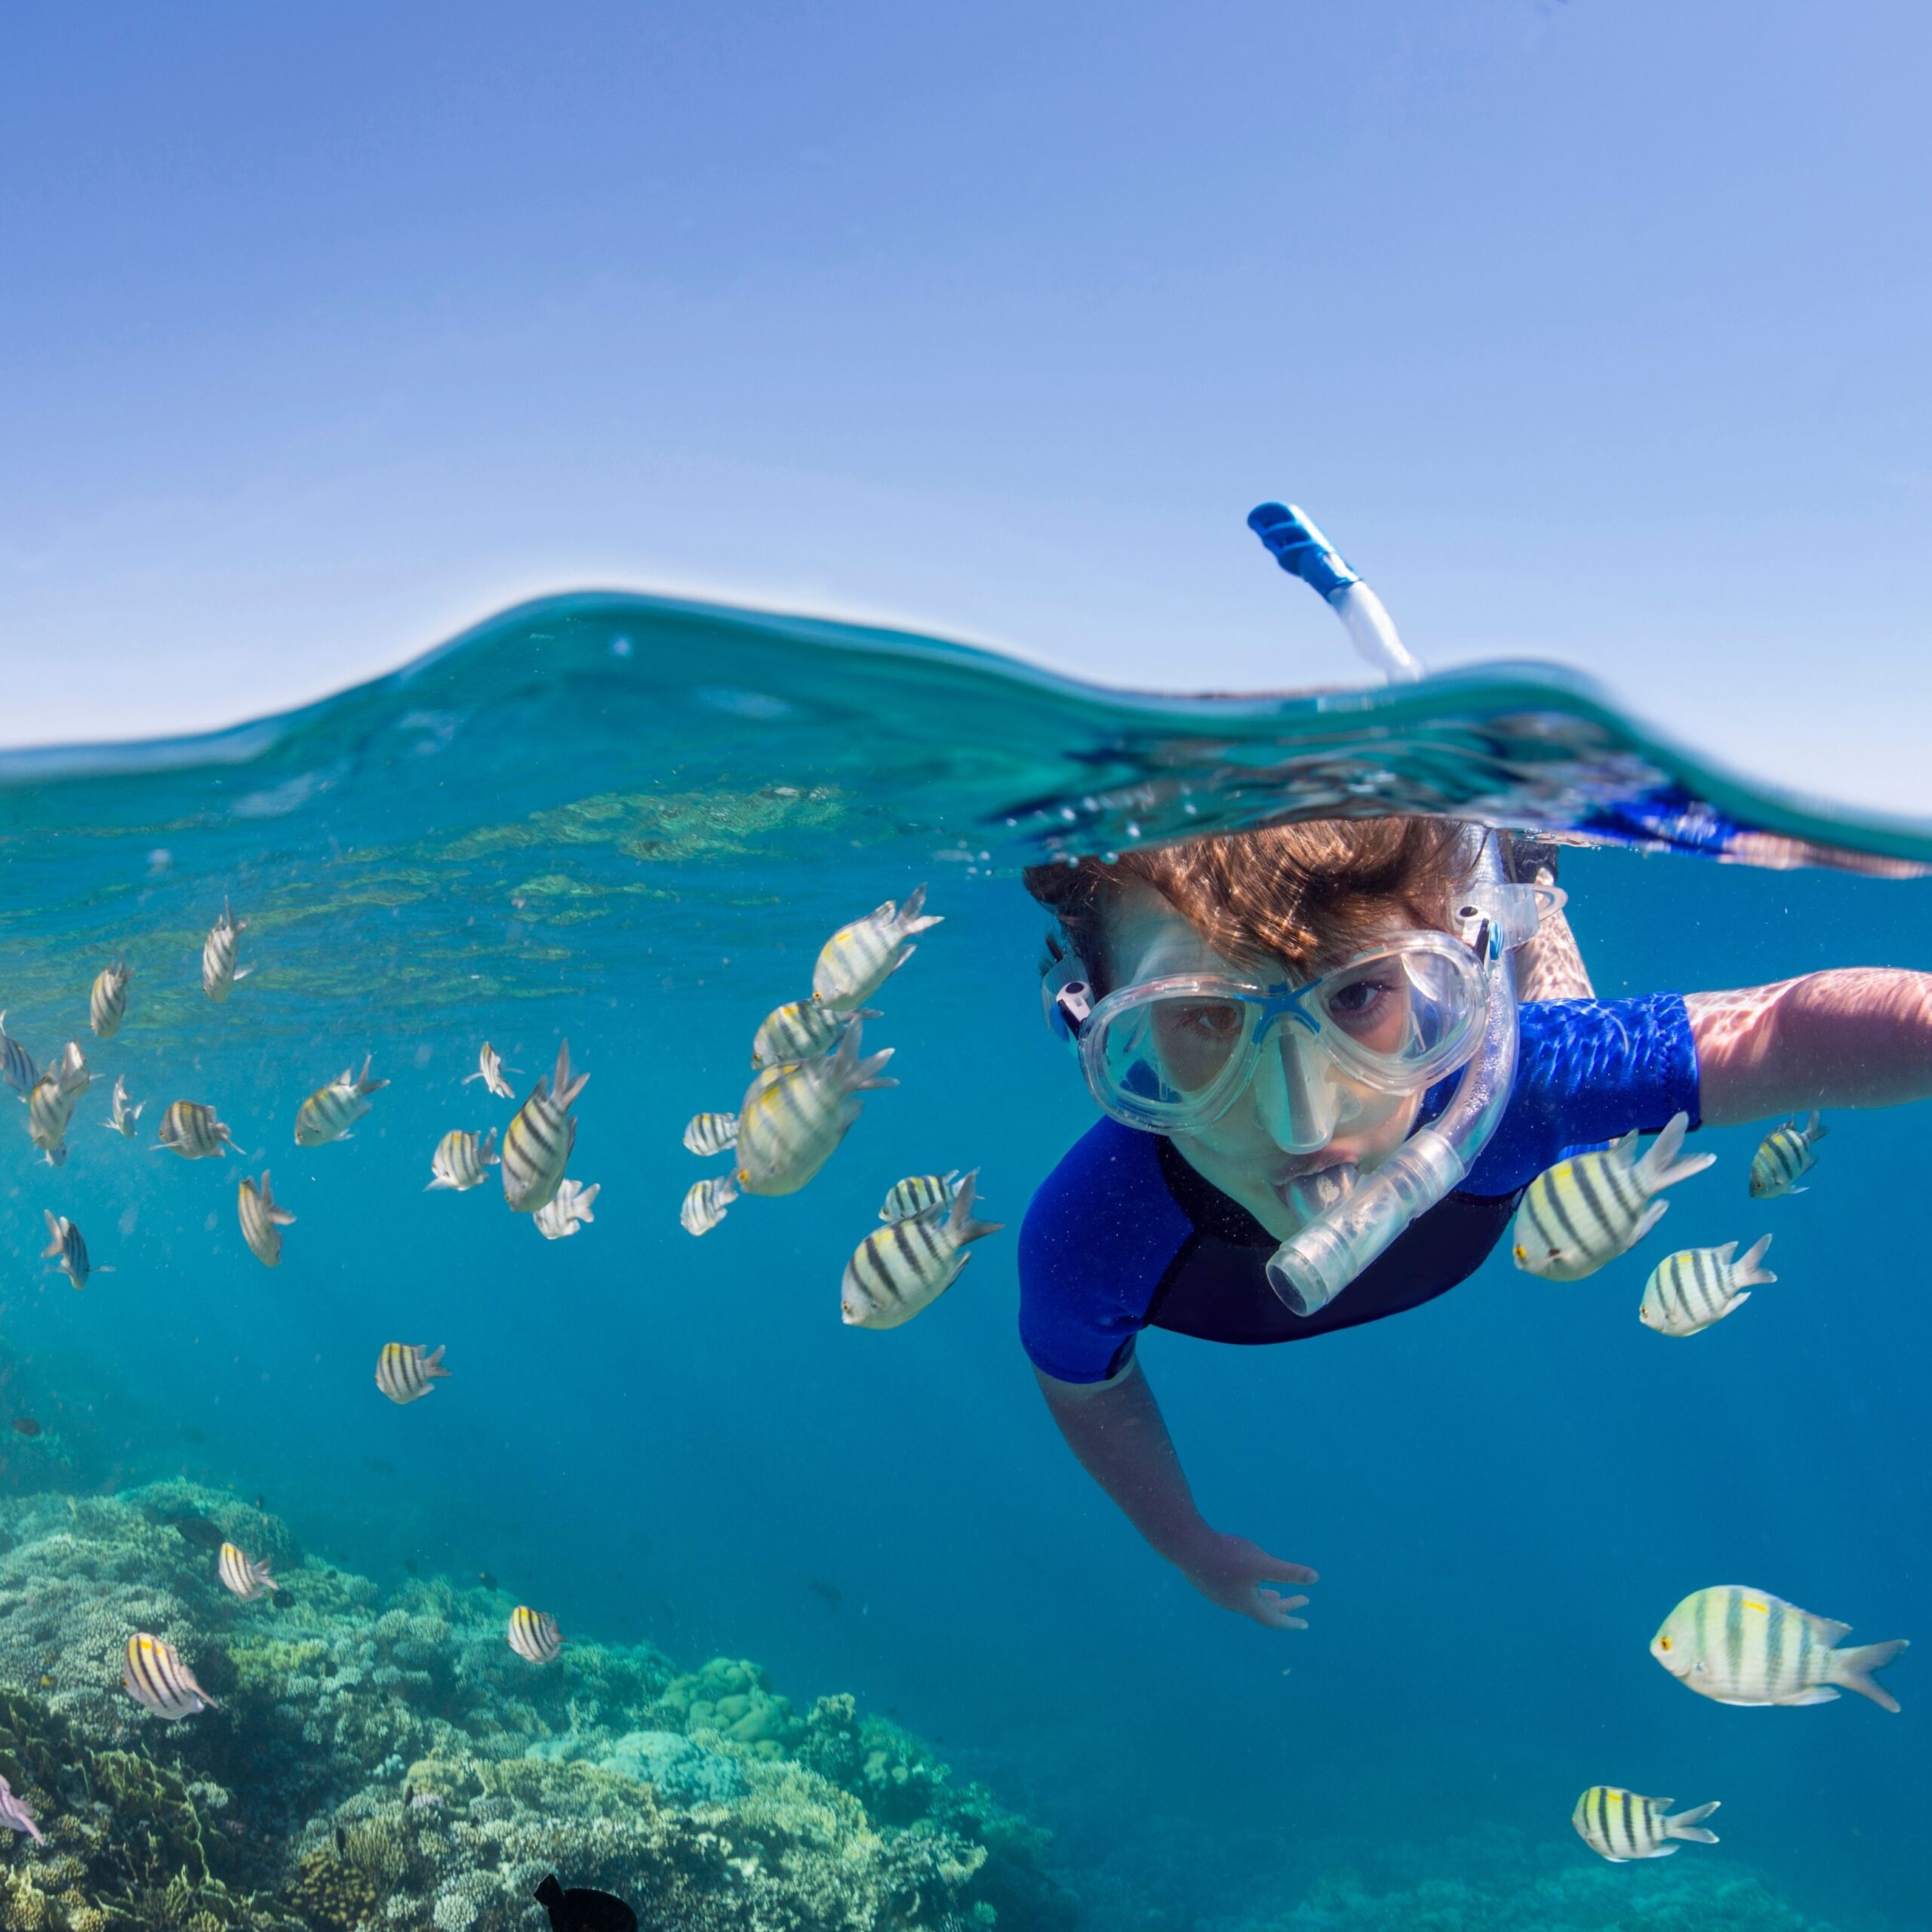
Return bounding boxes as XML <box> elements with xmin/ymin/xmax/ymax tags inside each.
<box><xmin>0</xmin><ymin>1482</ymin><xmax>1072</xmax><ymax>1932</ymax></box>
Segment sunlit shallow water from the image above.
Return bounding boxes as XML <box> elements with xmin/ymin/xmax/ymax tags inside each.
<box><xmin>0</xmin><ymin>593</ymin><xmax>1927</xmax><ymax>1930</ymax></box>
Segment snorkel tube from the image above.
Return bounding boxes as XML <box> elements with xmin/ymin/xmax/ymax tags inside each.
<box><xmin>1246</xmin><ymin>503</ymin><xmax>1532</xmax><ymax>1317</ymax></box>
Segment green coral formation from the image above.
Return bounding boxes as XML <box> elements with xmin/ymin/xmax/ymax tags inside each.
<box><xmin>0</xmin><ymin>1483</ymin><xmax>1069</xmax><ymax>1932</ymax></box>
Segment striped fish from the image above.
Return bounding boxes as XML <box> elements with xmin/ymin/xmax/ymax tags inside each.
<box><xmin>202</xmin><ymin>900</ymin><xmax>251</xmax><ymax>1002</ymax></box>
<box><xmin>508</xmin><ymin>1605</ymin><xmax>563</xmax><ymax>1663</ymax></box>
<box><xmin>375</xmin><ymin>1342</ymin><xmax>451</xmax><ymax>1404</ymax></box>
<box><xmin>534</xmin><ymin>1178</ymin><xmax>599</xmax><ymax>1241</ymax></box>
<box><xmin>750</xmin><ymin>1000</ymin><xmax>878</xmax><ymax>1070</ymax></box>
<box><xmin>217</xmin><ymin>1540</ymin><xmax>280</xmax><ymax>1601</ymax></box>
<box><xmin>812</xmin><ymin>885</ymin><xmax>941</xmax><ymax>1011</ymax></box>
<box><xmin>42</xmin><ymin>1211</ymin><xmax>105</xmax><ymax>1290</ymax></box>
<box><xmin>1512</xmin><ymin>1112</ymin><xmax>1714</xmax><ymax>1281</ymax></box>
<box><xmin>0</xmin><ymin>1773</ymin><xmax>44</xmax><ymax>1847</ymax></box>
<box><xmin>737</xmin><ymin>1020</ymin><xmax>896</xmax><ymax>1198</ymax></box>
<box><xmin>1750</xmin><ymin>1110</ymin><xmax>1829</xmax><ymax>1198</ymax></box>
<box><xmin>155</xmin><ymin>1099</ymin><xmax>238</xmax><ymax>1160</ymax></box>
<box><xmin>426</xmin><ymin>1128</ymin><xmax>499</xmax><ymax>1192</ymax></box>
<box><xmin>683</xmin><ymin>1111</ymin><xmax>738</xmax><ymax>1157</ymax></box>
<box><xmin>103</xmin><ymin>1072</ymin><xmax>143</xmax><ymax>1138</ymax></box>
<box><xmin>294</xmin><ymin>1055</ymin><xmax>389</xmax><ymax>1146</ymax></box>
<box><xmin>26</xmin><ymin>1043</ymin><xmax>91</xmax><ymax>1165</ymax></box>
<box><xmin>0</xmin><ymin>1012</ymin><xmax>37</xmax><ymax>1099</ymax></box>
<box><xmin>121</xmin><ymin>1632</ymin><xmax>218</xmax><ymax>1719</ymax></box>
<box><xmin>841</xmin><ymin>1171</ymin><xmax>1003</xmax><ymax>1330</ymax></box>
<box><xmin>1571</xmin><ymin>1787</ymin><xmax>1719</xmax><ymax>1863</ymax></box>
<box><xmin>1651</xmin><ymin>1586</ymin><xmax>1909</xmax><ymax>1711</ymax></box>
<box><xmin>1640</xmin><ymin>1236</ymin><xmax>1775</xmax><ymax>1337</ymax></box>
<box><xmin>880</xmin><ymin>1171</ymin><xmax>962</xmax><ymax>1223</ymax></box>
<box><xmin>501</xmin><ymin>1041</ymin><xmax>589</xmax><ymax>1213</ymax></box>
<box><xmin>680</xmin><ymin>1173</ymin><xmax>738</xmax><ymax>1237</ymax></box>
<box><xmin>89</xmin><ymin>958</ymin><xmax>133</xmax><ymax>1039</ymax></box>
<box><xmin>238</xmin><ymin>1171</ymin><xmax>296</xmax><ymax>1267</ymax></box>
<box><xmin>463</xmin><ymin>1041</ymin><xmax>518</xmax><ymax>1100</ymax></box>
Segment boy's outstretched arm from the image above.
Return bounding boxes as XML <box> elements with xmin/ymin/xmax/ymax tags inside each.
<box><xmin>1688</xmin><ymin>968</ymin><xmax>1932</xmax><ymax>1124</ymax></box>
<box><xmin>1035</xmin><ymin>1356</ymin><xmax>1316</xmax><ymax>1628</ymax></box>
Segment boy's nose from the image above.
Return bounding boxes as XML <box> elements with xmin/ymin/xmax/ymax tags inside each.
<box><xmin>1251</xmin><ymin>1029</ymin><xmax>1349</xmax><ymax>1153</ymax></box>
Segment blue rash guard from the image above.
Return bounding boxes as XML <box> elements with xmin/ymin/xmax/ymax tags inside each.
<box><xmin>1018</xmin><ymin>993</ymin><xmax>1701</xmax><ymax>1385</ymax></box>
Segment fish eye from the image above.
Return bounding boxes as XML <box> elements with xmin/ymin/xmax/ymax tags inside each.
<box><xmin>1658</xmin><ymin>1636</ymin><xmax>1672</xmax><ymax>1651</ymax></box>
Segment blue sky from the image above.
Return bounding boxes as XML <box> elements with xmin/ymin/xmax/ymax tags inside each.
<box><xmin>3</xmin><ymin>2</ymin><xmax>1929</xmax><ymax>811</ymax></box>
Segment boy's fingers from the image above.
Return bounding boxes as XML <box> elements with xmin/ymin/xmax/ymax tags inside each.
<box><xmin>1254</xmin><ymin>1591</ymin><xmax>1310</xmax><ymax>1630</ymax></box>
<box><xmin>1260</xmin><ymin>1557</ymin><xmax>1319</xmax><ymax>1586</ymax></box>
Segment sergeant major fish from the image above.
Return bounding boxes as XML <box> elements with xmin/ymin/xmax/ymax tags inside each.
<box><xmin>237</xmin><ymin>1171</ymin><xmax>296</xmax><ymax>1267</ymax></box>
<box><xmin>841</xmin><ymin>1171</ymin><xmax>1003</xmax><ymax>1330</ymax></box>
<box><xmin>295</xmin><ymin>1055</ymin><xmax>389</xmax><ymax>1146</ymax></box>
<box><xmin>680</xmin><ymin>1173</ymin><xmax>737</xmax><ymax>1237</ymax></box>
<box><xmin>880</xmin><ymin>1171</ymin><xmax>961</xmax><ymax>1223</ymax></box>
<box><xmin>1751</xmin><ymin>1110</ymin><xmax>1829</xmax><ymax>1198</ymax></box>
<box><xmin>217</xmin><ymin>1541</ymin><xmax>280</xmax><ymax>1601</ymax></box>
<box><xmin>736</xmin><ymin>1020</ymin><xmax>895</xmax><ymax>1197</ymax></box>
<box><xmin>427</xmin><ymin>1128</ymin><xmax>499</xmax><ymax>1192</ymax></box>
<box><xmin>202</xmin><ymin>900</ymin><xmax>251</xmax><ymax>1002</ymax></box>
<box><xmin>1512</xmin><ymin>1112</ymin><xmax>1715</xmax><ymax>1281</ymax></box>
<box><xmin>508</xmin><ymin>1605</ymin><xmax>563</xmax><ymax>1663</ymax></box>
<box><xmin>502</xmin><ymin>1041</ymin><xmax>589</xmax><ymax>1214</ymax></box>
<box><xmin>26</xmin><ymin>1043</ymin><xmax>91</xmax><ymax>1165</ymax></box>
<box><xmin>90</xmin><ymin>958</ymin><xmax>133</xmax><ymax>1039</ymax></box>
<box><xmin>155</xmin><ymin>1100</ymin><xmax>238</xmax><ymax>1160</ymax></box>
<box><xmin>0</xmin><ymin>1013</ymin><xmax>36</xmax><ymax>1098</ymax></box>
<box><xmin>42</xmin><ymin>1211</ymin><xmax>109</xmax><ymax>1290</ymax></box>
<box><xmin>1571</xmin><ymin>1787</ymin><xmax>1718</xmax><ymax>1863</ymax></box>
<box><xmin>463</xmin><ymin>1041</ymin><xmax>518</xmax><ymax>1100</ymax></box>
<box><xmin>750</xmin><ymin>1000</ymin><xmax>878</xmax><ymax>1070</ymax></box>
<box><xmin>103</xmin><ymin>1072</ymin><xmax>143</xmax><ymax>1138</ymax></box>
<box><xmin>1641</xmin><ymin>1236</ymin><xmax>1775</xmax><ymax>1337</ymax></box>
<box><xmin>122</xmin><ymin>1633</ymin><xmax>218</xmax><ymax>1718</ymax></box>
<box><xmin>1651</xmin><ymin>1585</ymin><xmax>1909</xmax><ymax>1711</ymax></box>
<box><xmin>682</xmin><ymin>1112</ymin><xmax>737</xmax><ymax>1158</ymax></box>
<box><xmin>376</xmin><ymin>1343</ymin><xmax>450</xmax><ymax>1404</ymax></box>
<box><xmin>811</xmin><ymin>885</ymin><xmax>941</xmax><ymax>1010</ymax></box>
<box><xmin>535</xmin><ymin>1179</ymin><xmax>599</xmax><ymax>1240</ymax></box>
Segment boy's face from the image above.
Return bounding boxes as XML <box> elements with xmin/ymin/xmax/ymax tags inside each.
<box><xmin>1104</xmin><ymin>881</ymin><xmax>1423</xmax><ymax>1239</ymax></box>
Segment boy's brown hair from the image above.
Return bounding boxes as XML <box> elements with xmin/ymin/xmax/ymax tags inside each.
<box><xmin>1025</xmin><ymin>817</ymin><xmax>1475</xmax><ymax>994</ymax></box>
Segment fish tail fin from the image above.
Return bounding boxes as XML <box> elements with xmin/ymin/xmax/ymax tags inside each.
<box><xmin>480</xmin><ymin>1128</ymin><xmax>500</xmax><ymax>1163</ymax></box>
<box><xmin>575</xmin><ymin>1184</ymin><xmax>600</xmax><ymax>1223</ymax></box>
<box><xmin>1829</xmin><ymin>1638</ymin><xmax>1909</xmax><ymax>1712</ymax></box>
<box><xmin>424</xmin><ymin>1345</ymin><xmax>451</xmax><ymax>1378</ymax></box>
<box><xmin>257</xmin><ymin>1559</ymin><xmax>280</xmax><ymax>1591</ymax></box>
<box><xmin>1635</xmin><ymin>1111</ymin><xmax>1717</xmax><ymax>1193</ymax></box>
<box><xmin>1805</xmin><ymin>1109</ymin><xmax>1830</xmax><ymax>1142</ymax></box>
<box><xmin>948</xmin><ymin>1169</ymin><xmax>1006</xmax><ymax>1244</ymax></box>
<box><xmin>1733</xmin><ymin>1234</ymin><xmax>1776</xmax><ymax>1287</ymax></box>
<box><xmin>897</xmin><ymin>883</ymin><xmax>943</xmax><ymax>936</ymax></box>
<box><xmin>718</xmin><ymin>1174</ymin><xmax>740</xmax><ymax>1208</ymax></box>
<box><xmin>551</xmin><ymin>1038</ymin><xmax>589</xmax><ymax>1109</ymax></box>
<box><xmin>835</xmin><ymin>1018</ymin><xmax>899</xmax><ymax>1091</ymax></box>
<box><xmin>1663</xmin><ymin>1802</ymin><xmax>1719</xmax><ymax>1843</ymax></box>
<box><xmin>357</xmin><ymin>1056</ymin><xmax>389</xmax><ymax>1096</ymax></box>
<box><xmin>40</xmin><ymin>1211</ymin><xmax>63</xmax><ymax>1259</ymax></box>
<box><xmin>232</xmin><ymin>964</ymin><xmax>254</xmax><ymax>982</ymax></box>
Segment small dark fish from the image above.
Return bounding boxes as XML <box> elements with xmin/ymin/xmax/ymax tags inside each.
<box><xmin>168</xmin><ymin>1514</ymin><xmax>224</xmax><ymax>1551</ymax></box>
<box><xmin>11</xmin><ymin>1418</ymin><xmax>41</xmax><ymax>1438</ymax></box>
<box><xmin>364</xmin><ymin>1457</ymin><xmax>398</xmax><ymax>1476</ymax></box>
<box><xmin>535</xmin><ymin>1873</ymin><xmax>637</xmax><ymax>1932</ymax></box>
<box><xmin>179</xmin><ymin>1426</ymin><xmax>208</xmax><ymax>1445</ymax></box>
<box><xmin>477</xmin><ymin>1571</ymin><xmax>498</xmax><ymax>1591</ymax></box>
<box><xmin>335</xmin><ymin>1825</ymin><xmax>347</xmax><ymax>1854</ymax></box>
<box><xmin>807</xmin><ymin>1577</ymin><xmax>843</xmax><ymax>1611</ymax></box>
<box><xmin>403</xmin><ymin>1558</ymin><xmax>419</xmax><ymax>1576</ymax></box>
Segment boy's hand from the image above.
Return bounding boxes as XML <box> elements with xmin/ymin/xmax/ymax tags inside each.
<box><xmin>1179</xmin><ymin>1531</ymin><xmax>1316</xmax><ymax>1629</ymax></box>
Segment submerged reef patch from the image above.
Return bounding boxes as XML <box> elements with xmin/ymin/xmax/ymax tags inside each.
<box><xmin>0</xmin><ymin>1483</ymin><xmax>1070</xmax><ymax>1932</ymax></box>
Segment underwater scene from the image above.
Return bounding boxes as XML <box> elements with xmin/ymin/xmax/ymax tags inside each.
<box><xmin>0</xmin><ymin>590</ymin><xmax>1929</xmax><ymax>1932</ymax></box>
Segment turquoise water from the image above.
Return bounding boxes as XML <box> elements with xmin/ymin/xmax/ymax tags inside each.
<box><xmin>1</xmin><ymin>592</ymin><xmax>1929</xmax><ymax>1930</ymax></box>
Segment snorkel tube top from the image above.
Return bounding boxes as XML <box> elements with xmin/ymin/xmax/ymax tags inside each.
<box><xmin>1018</xmin><ymin>992</ymin><xmax>1700</xmax><ymax>1384</ymax></box>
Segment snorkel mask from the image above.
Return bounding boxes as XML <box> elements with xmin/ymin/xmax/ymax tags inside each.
<box><xmin>1040</xmin><ymin>503</ymin><xmax>1552</xmax><ymax>1318</ymax></box>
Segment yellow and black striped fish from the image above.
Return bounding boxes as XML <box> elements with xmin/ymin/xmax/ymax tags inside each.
<box><xmin>879</xmin><ymin>1171</ymin><xmax>961</xmax><ymax>1223</ymax></box>
<box><xmin>375</xmin><ymin>1342</ymin><xmax>451</xmax><ymax>1405</ymax></box>
<box><xmin>1750</xmin><ymin>1110</ymin><xmax>1829</xmax><ymax>1198</ymax></box>
<box><xmin>1651</xmin><ymin>1586</ymin><xmax>1909</xmax><ymax>1711</ymax></box>
<box><xmin>155</xmin><ymin>1099</ymin><xmax>238</xmax><ymax>1161</ymax></box>
<box><xmin>1640</xmin><ymin>1236</ymin><xmax>1774</xmax><ymax>1337</ymax></box>
<box><xmin>0</xmin><ymin>1011</ymin><xmax>36</xmax><ymax>1098</ymax></box>
<box><xmin>534</xmin><ymin>1179</ymin><xmax>598</xmax><ymax>1241</ymax></box>
<box><xmin>1571</xmin><ymin>1787</ymin><xmax>1719</xmax><ymax>1863</ymax></box>
<box><xmin>1512</xmin><ymin>1112</ymin><xmax>1714</xmax><ymax>1281</ymax></box>
<box><xmin>26</xmin><ymin>1042</ymin><xmax>91</xmax><ymax>1166</ymax></box>
<box><xmin>103</xmin><ymin>1072</ymin><xmax>143</xmax><ymax>1139</ymax></box>
<box><xmin>682</xmin><ymin>1111</ymin><xmax>738</xmax><ymax>1158</ymax></box>
<box><xmin>750</xmin><ymin>1000</ymin><xmax>878</xmax><ymax>1070</ymax></box>
<box><xmin>122</xmin><ymin>1633</ymin><xmax>218</xmax><ymax>1719</ymax></box>
<box><xmin>202</xmin><ymin>900</ymin><xmax>250</xmax><ymax>1003</ymax></box>
<box><xmin>811</xmin><ymin>886</ymin><xmax>942</xmax><ymax>1011</ymax></box>
<box><xmin>680</xmin><ymin>1174</ymin><xmax>738</xmax><ymax>1237</ymax></box>
<box><xmin>90</xmin><ymin>959</ymin><xmax>132</xmax><ymax>1040</ymax></box>
<box><xmin>501</xmin><ymin>1041</ymin><xmax>589</xmax><ymax>1214</ymax></box>
<box><xmin>217</xmin><ymin>1541</ymin><xmax>279</xmax><ymax>1602</ymax></box>
<box><xmin>841</xmin><ymin>1171</ymin><xmax>1003</xmax><ymax>1330</ymax></box>
<box><xmin>426</xmin><ymin>1128</ymin><xmax>499</xmax><ymax>1192</ymax></box>
<box><xmin>237</xmin><ymin>1171</ymin><xmax>296</xmax><ymax>1268</ymax></box>
<box><xmin>294</xmin><ymin>1055</ymin><xmax>389</xmax><ymax>1147</ymax></box>
<box><xmin>463</xmin><ymin>1041</ymin><xmax>518</xmax><ymax>1100</ymax></box>
<box><xmin>507</xmin><ymin>1605</ymin><xmax>563</xmax><ymax>1663</ymax></box>
<box><xmin>41</xmin><ymin>1211</ymin><xmax>104</xmax><ymax>1290</ymax></box>
<box><xmin>737</xmin><ymin>1021</ymin><xmax>895</xmax><ymax>1198</ymax></box>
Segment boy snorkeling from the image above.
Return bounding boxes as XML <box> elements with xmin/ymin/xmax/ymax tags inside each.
<box><xmin>1020</xmin><ymin>817</ymin><xmax>1932</xmax><ymax>1627</ymax></box>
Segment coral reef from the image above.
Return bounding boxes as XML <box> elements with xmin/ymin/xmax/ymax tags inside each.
<box><xmin>0</xmin><ymin>1482</ymin><xmax>1068</xmax><ymax>1932</ymax></box>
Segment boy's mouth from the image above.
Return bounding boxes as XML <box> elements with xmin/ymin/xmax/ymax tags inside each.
<box><xmin>1275</xmin><ymin>1160</ymin><xmax>1360</xmax><ymax>1222</ymax></box>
